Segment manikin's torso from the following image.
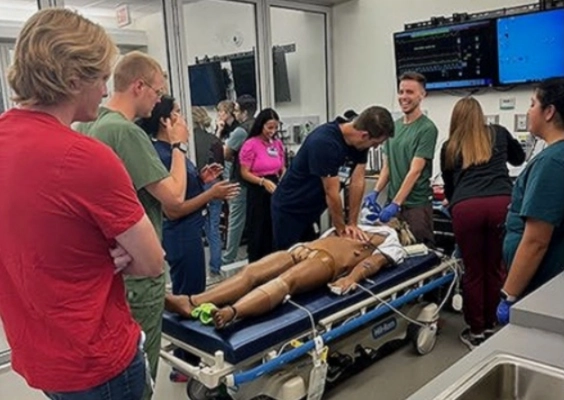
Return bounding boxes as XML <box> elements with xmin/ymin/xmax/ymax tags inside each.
<box><xmin>308</xmin><ymin>234</ymin><xmax>386</xmax><ymax>275</ymax></box>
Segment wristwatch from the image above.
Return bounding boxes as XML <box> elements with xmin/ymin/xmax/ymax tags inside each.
<box><xmin>501</xmin><ymin>289</ymin><xmax>517</xmax><ymax>303</ymax></box>
<box><xmin>171</xmin><ymin>142</ymin><xmax>188</xmax><ymax>154</ymax></box>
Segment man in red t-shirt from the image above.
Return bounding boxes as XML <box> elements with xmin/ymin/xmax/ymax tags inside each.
<box><xmin>0</xmin><ymin>9</ymin><xmax>164</xmax><ymax>400</ymax></box>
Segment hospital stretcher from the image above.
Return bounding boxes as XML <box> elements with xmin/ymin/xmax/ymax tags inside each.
<box><xmin>160</xmin><ymin>251</ymin><xmax>459</xmax><ymax>400</ymax></box>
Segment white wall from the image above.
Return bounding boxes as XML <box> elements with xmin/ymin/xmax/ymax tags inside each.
<box><xmin>182</xmin><ymin>0</ymin><xmax>327</xmax><ymax>121</ymax></box>
<box><xmin>270</xmin><ymin>7</ymin><xmax>327</xmax><ymax>120</ymax></box>
<box><xmin>332</xmin><ymin>0</ymin><xmax>535</xmax><ymax>176</ymax></box>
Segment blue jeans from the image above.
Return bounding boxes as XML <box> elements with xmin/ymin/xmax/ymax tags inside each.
<box><xmin>204</xmin><ymin>187</ymin><xmax>223</xmax><ymax>274</ymax></box>
<box><xmin>222</xmin><ymin>186</ymin><xmax>247</xmax><ymax>264</ymax></box>
<box><xmin>44</xmin><ymin>350</ymin><xmax>146</xmax><ymax>400</ymax></box>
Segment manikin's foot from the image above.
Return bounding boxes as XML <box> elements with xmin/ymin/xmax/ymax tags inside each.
<box><xmin>212</xmin><ymin>305</ymin><xmax>237</xmax><ymax>329</ymax></box>
<box><xmin>165</xmin><ymin>294</ymin><xmax>196</xmax><ymax>319</ymax></box>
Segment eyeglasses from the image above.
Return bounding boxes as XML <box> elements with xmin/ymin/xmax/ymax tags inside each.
<box><xmin>143</xmin><ymin>81</ymin><xmax>166</xmax><ymax>97</ymax></box>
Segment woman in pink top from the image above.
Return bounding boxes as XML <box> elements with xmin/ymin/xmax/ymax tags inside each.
<box><xmin>239</xmin><ymin>108</ymin><xmax>286</xmax><ymax>261</ymax></box>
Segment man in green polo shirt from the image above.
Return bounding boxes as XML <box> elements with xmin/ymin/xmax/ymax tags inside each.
<box><xmin>77</xmin><ymin>51</ymin><xmax>188</xmax><ymax>399</ymax></box>
<box><xmin>366</xmin><ymin>71</ymin><xmax>438</xmax><ymax>246</ymax></box>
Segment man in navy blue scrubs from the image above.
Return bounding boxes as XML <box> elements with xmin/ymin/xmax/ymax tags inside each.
<box><xmin>271</xmin><ymin>106</ymin><xmax>394</xmax><ymax>250</ymax></box>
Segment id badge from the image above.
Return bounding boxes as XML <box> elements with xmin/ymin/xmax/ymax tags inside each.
<box><xmin>267</xmin><ymin>147</ymin><xmax>279</xmax><ymax>157</ymax></box>
<box><xmin>338</xmin><ymin>166</ymin><xmax>352</xmax><ymax>183</ymax></box>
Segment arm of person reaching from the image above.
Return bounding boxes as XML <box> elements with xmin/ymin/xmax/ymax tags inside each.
<box><xmin>374</xmin><ymin>155</ymin><xmax>390</xmax><ymax>193</ymax></box>
<box><xmin>345</xmin><ymin>163</ymin><xmax>369</xmax><ymax>241</ymax></box>
<box><xmin>365</xmin><ymin>155</ymin><xmax>389</xmax><ymax>206</ymax></box>
<box><xmin>348</xmin><ymin>163</ymin><xmax>366</xmax><ymax>224</ymax></box>
<box><xmin>322</xmin><ymin>176</ymin><xmax>347</xmax><ymax>235</ymax></box>
<box><xmin>145</xmin><ymin>116</ymin><xmax>189</xmax><ymax>207</ymax></box>
<box><xmin>502</xmin><ymin>218</ymin><xmax>553</xmax><ymax>298</ymax></box>
<box><xmin>391</xmin><ymin>157</ymin><xmax>427</xmax><ymax>206</ymax></box>
<box><xmin>163</xmin><ymin>180</ymin><xmax>239</xmax><ymax>220</ymax></box>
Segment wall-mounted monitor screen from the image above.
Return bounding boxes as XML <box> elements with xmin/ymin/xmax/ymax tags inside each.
<box><xmin>188</xmin><ymin>62</ymin><xmax>227</xmax><ymax>106</ymax></box>
<box><xmin>497</xmin><ymin>9</ymin><xmax>564</xmax><ymax>85</ymax></box>
<box><xmin>394</xmin><ymin>19</ymin><xmax>497</xmax><ymax>90</ymax></box>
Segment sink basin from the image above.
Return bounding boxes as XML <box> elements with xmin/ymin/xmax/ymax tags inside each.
<box><xmin>439</xmin><ymin>355</ymin><xmax>564</xmax><ymax>400</ymax></box>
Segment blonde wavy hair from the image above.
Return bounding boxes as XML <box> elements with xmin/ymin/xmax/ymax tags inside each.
<box><xmin>8</xmin><ymin>9</ymin><xmax>117</xmax><ymax>106</ymax></box>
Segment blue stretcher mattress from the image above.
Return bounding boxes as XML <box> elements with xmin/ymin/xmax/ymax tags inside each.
<box><xmin>162</xmin><ymin>253</ymin><xmax>440</xmax><ymax>365</ymax></box>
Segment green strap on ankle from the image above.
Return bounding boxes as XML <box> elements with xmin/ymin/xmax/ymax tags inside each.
<box><xmin>191</xmin><ymin>303</ymin><xmax>218</xmax><ymax>325</ymax></box>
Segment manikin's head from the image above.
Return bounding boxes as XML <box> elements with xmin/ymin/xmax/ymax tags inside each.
<box><xmin>360</xmin><ymin>202</ymin><xmax>416</xmax><ymax>246</ymax></box>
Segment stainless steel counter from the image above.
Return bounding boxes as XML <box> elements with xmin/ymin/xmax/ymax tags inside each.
<box><xmin>407</xmin><ymin>272</ymin><xmax>564</xmax><ymax>400</ymax></box>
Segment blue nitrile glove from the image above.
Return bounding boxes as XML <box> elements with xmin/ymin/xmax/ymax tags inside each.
<box><xmin>379</xmin><ymin>202</ymin><xmax>400</xmax><ymax>223</ymax></box>
<box><xmin>363</xmin><ymin>190</ymin><xmax>379</xmax><ymax>208</ymax></box>
<box><xmin>496</xmin><ymin>299</ymin><xmax>514</xmax><ymax>326</ymax></box>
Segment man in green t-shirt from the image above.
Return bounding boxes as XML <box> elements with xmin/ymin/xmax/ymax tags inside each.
<box><xmin>76</xmin><ymin>51</ymin><xmax>189</xmax><ymax>398</ymax></box>
<box><xmin>366</xmin><ymin>72</ymin><xmax>438</xmax><ymax>246</ymax></box>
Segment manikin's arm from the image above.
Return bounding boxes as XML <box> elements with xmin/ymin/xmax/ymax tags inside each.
<box><xmin>329</xmin><ymin>253</ymin><xmax>389</xmax><ymax>294</ymax></box>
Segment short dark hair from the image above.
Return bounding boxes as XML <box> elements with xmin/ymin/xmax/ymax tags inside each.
<box><xmin>236</xmin><ymin>94</ymin><xmax>257</xmax><ymax>118</ymax></box>
<box><xmin>535</xmin><ymin>77</ymin><xmax>564</xmax><ymax>129</ymax></box>
<box><xmin>399</xmin><ymin>71</ymin><xmax>427</xmax><ymax>89</ymax></box>
<box><xmin>353</xmin><ymin>106</ymin><xmax>394</xmax><ymax>139</ymax></box>
<box><xmin>248</xmin><ymin>108</ymin><xmax>280</xmax><ymax>139</ymax></box>
<box><xmin>136</xmin><ymin>95</ymin><xmax>175</xmax><ymax>137</ymax></box>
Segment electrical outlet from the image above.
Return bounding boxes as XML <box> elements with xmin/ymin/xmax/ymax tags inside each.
<box><xmin>485</xmin><ymin>114</ymin><xmax>499</xmax><ymax>125</ymax></box>
<box><xmin>514</xmin><ymin>114</ymin><xmax>528</xmax><ymax>132</ymax></box>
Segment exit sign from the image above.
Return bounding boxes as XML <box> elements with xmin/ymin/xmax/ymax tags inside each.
<box><xmin>116</xmin><ymin>4</ymin><xmax>131</xmax><ymax>28</ymax></box>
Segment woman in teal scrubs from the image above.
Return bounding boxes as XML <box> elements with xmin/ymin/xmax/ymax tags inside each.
<box><xmin>498</xmin><ymin>78</ymin><xmax>564</xmax><ymax>324</ymax></box>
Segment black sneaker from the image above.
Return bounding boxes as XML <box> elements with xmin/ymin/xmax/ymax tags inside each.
<box><xmin>459</xmin><ymin>328</ymin><xmax>485</xmax><ymax>350</ymax></box>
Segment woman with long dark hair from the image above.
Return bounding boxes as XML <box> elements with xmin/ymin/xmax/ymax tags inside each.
<box><xmin>441</xmin><ymin>96</ymin><xmax>525</xmax><ymax>349</ymax></box>
<box><xmin>239</xmin><ymin>108</ymin><xmax>285</xmax><ymax>261</ymax></box>
<box><xmin>137</xmin><ymin>96</ymin><xmax>238</xmax><ymax>296</ymax></box>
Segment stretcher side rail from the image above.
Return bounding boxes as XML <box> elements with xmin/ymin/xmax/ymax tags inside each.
<box><xmin>319</xmin><ymin>257</ymin><xmax>458</xmax><ymax>329</ymax></box>
<box><xmin>227</xmin><ymin>270</ymin><xmax>456</xmax><ymax>386</ymax></box>
<box><xmin>159</xmin><ymin>256</ymin><xmax>458</xmax><ymax>390</ymax></box>
<box><xmin>160</xmin><ymin>336</ymin><xmax>235</xmax><ymax>389</ymax></box>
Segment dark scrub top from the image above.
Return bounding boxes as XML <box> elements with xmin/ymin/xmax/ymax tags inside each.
<box><xmin>153</xmin><ymin>140</ymin><xmax>206</xmax><ymax>295</ymax></box>
<box><xmin>272</xmin><ymin>117</ymin><xmax>368</xmax><ymax>224</ymax></box>
<box><xmin>503</xmin><ymin>140</ymin><xmax>564</xmax><ymax>295</ymax></box>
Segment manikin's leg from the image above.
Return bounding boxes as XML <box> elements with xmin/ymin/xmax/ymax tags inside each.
<box><xmin>213</xmin><ymin>252</ymin><xmax>336</xmax><ymax>328</ymax></box>
<box><xmin>165</xmin><ymin>251</ymin><xmax>295</xmax><ymax>318</ymax></box>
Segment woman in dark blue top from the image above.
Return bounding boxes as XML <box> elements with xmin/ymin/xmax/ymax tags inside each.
<box><xmin>137</xmin><ymin>96</ymin><xmax>239</xmax><ymax>296</ymax></box>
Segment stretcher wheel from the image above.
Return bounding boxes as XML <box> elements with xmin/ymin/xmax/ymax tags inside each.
<box><xmin>408</xmin><ymin>323</ymin><xmax>437</xmax><ymax>355</ymax></box>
